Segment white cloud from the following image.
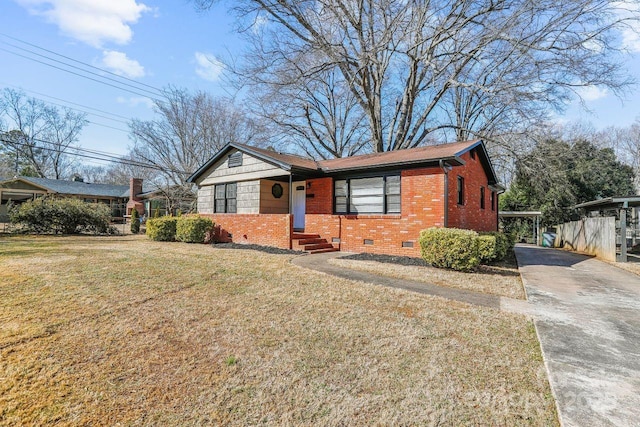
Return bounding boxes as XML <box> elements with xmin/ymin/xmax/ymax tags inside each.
<box><xmin>101</xmin><ymin>50</ymin><xmax>145</xmax><ymax>78</ymax></box>
<box><xmin>613</xmin><ymin>1</ymin><xmax>640</xmax><ymax>52</ymax></box>
<box><xmin>194</xmin><ymin>52</ymin><xmax>224</xmax><ymax>82</ymax></box>
<box><xmin>116</xmin><ymin>96</ymin><xmax>154</xmax><ymax>109</ymax></box>
<box><xmin>252</xmin><ymin>14</ymin><xmax>268</xmax><ymax>35</ymax></box>
<box><xmin>577</xmin><ymin>85</ymin><xmax>609</xmax><ymax>101</ymax></box>
<box><xmin>16</xmin><ymin>0</ymin><xmax>150</xmax><ymax>47</ymax></box>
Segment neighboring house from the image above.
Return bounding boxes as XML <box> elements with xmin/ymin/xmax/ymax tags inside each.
<box><xmin>0</xmin><ymin>176</ymin><xmax>166</xmax><ymax>222</ymax></box>
<box><xmin>187</xmin><ymin>139</ymin><xmax>504</xmax><ymax>256</ymax></box>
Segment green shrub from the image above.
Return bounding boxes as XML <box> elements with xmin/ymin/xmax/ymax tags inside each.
<box><xmin>9</xmin><ymin>196</ymin><xmax>113</xmax><ymax>234</ymax></box>
<box><xmin>146</xmin><ymin>216</ymin><xmax>177</xmax><ymax>241</ymax></box>
<box><xmin>419</xmin><ymin>227</ymin><xmax>480</xmax><ymax>271</ymax></box>
<box><xmin>130</xmin><ymin>209</ymin><xmax>140</xmax><ymax>234</ymax></box>
<box><xmin>176</xmin><ymin>215</ymin><xmax>214</xmax><ymax>243</ymax></box>
<box><xmin>477</xmin><ymin>234</ymin><xmax>498</xmax><ymax>263</ymax></box>
<box><xmin>479</xmin><ymin>231</ymin><xmax>513</xmax><ymax>262</ymax></box>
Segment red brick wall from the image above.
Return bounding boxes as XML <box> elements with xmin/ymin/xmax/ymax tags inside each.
<box><xmin>304</xmin><ymin>169</ymin><xmax>446</xmax><ymax>257</ymax></box>
<box><xmin>305</xmin><ymin>177</ymin><xmax>333</xmax><ymax>214</ymax></box>
<box><xmin>447</xmin><ymin>151</ymin><xmax>498</xmax><ymax>232</ymax></box>
<box><xmin>201</xmin><ymin>213</ymin><xmax>292</xmax><ymax>249</ymax></box>
<box><xmin>198</xmin><ymin>155</ymin><xmax>497</xmax><ymax>256</ymax></box>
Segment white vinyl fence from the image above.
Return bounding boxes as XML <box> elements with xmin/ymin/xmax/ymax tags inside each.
<box><xmin>554</xmin><ymin>217</ymin><xmax>616</xmax><ymax>261</ymax></box>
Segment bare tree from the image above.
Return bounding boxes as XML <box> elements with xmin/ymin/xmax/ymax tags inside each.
<box><xmin>246</xmin><ymin>51</ymin><xmax>369</xmax><ymax>158</ymax></box>
<box><xmin>196</xmin><ymin>0</ymin><xmax>638</xmax><ymax>155</ymax></box>
<box><xmin>0</xmin><ymin>89</ymin><xmax>87</xmax><ymax>178</ymax></box>
<box><xmin>130</xmin><ymin>87</ymin><xmax>262</xmax><ymax>187</ymax></box>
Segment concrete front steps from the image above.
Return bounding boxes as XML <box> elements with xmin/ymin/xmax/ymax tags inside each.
<box><xmin>292</xmin><ymin>232</ymin><xmax>339</xmax><ymax>254</ymax></box>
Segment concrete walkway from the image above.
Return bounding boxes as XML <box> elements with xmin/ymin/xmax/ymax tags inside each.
<box><xmin>515</xmin><ymin>244</ymin><xmax>640</xmax><ymax>427</ymax></box>
<box><xmin>293</xmin><ymin>247</ymin><xmax>640</xmax><ymax>426</ymax></box>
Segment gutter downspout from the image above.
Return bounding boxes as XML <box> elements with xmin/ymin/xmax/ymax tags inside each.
<box><xmin>439</xmin><ymin>160</ymin><xmax>449</xmax><ymax>228</ymax></box>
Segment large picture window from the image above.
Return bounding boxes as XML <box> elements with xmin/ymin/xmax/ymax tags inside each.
<box><xmin>214</xmin><ymin>182</ymin><xmax>237</xmax><ymax>213</ymax></box>
<box><xmin>334</xmin><ymin>175</ymin><xmax>400</xmax><ymax>214</ymax></box>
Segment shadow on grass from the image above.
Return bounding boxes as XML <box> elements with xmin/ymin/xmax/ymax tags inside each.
<box><xmin>340</xmin><ymin>251</ymin><xmax>521</xmax><ymax>277</ymax></box>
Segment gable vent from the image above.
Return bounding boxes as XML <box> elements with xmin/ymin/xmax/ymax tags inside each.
<box><xmin>228</xmin><ymin>152</ymin><xmax>243</xmax><ymax>168</ymax></box>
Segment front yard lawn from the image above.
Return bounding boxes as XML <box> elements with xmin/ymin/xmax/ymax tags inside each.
<box><xmin>0</xmin><ymin>235</ymin><xmax>556</xmax><ymax>425</ymax></box>
<box><xmin>330</xmin><ymin>252</ymin><xmax>526</xmax><ymax>299</ymax></box>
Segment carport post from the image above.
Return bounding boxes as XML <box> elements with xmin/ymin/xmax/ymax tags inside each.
<box><xmin>620</xmin><ymin>205</ymin><xmax>627</xmax><ymax>262</ymax></box>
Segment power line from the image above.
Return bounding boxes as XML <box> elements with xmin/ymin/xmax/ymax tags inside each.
<box><xmin>0</xmin><ymin>82</ymin><xmax>135</xmax><ymax>122</ymax></box>
<box><xmin>0</xmin><ymin>83</ymin><xmax>133</xmax><ymax>132</ymax></box>
<box><xmin>0</xmin><ymin>136</ymin><xmax>189</xmax><ymax>175</ymax></box>
<box><xmin>0</xmin><ymin>33</ymin><xmax>164</xmax><ymax>94</ymax></box>
<box><xmin>0</xmin><ymin>46</ymin><xmax>164</xmax><ymax>102</ymax></box>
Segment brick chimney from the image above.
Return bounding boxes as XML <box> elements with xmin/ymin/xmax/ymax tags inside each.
<box><xmin>126</xmin><ymin>178</ymin><xmax>145</xmax><ymax>216</ymax></box>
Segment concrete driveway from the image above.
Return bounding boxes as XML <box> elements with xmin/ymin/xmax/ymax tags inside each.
<box><xmin>515</xmin><ymin>245</ymin><xmax>640</xmax><ymax>427</ymax></box>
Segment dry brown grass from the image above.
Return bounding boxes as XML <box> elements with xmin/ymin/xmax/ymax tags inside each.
<box><xmin>330</xmin><ymin>254</ymin><xmax>526</xmax><ymax>299</ymax></box>
<box><xmin>0</xmin><ymin>235</ymin><xmax>556</xmax><ymax>425</ymax></box>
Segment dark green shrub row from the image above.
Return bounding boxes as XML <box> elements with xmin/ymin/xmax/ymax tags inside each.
<box><xmin>419</xmin><ymin>228</ymin><xmax>513</xmax><ymax>271</ymax></box>
<box><xmin>146</xmin><ymin>215</ymin><xmax>213</xmax><ymax>243</ymax></box>
<box><xmin>9</xmin><ymin>196</ymin><xmax>113</xmax><ymax>235</ymax></box>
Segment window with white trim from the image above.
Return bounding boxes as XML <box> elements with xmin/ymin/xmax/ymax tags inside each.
<box><xmin>214</xmin><ymin>182</ymin><xmax>237</xmax><ymax>213</ymax></box>
<box><xmin>334</xmin><ymin>175</ymin><xmax>401</xmax><ymax>214</ymax></box>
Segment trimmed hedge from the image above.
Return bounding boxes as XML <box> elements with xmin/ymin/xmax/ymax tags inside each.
<box><xmin>176</xmin><ymin>215</ymin><xmax>214</xmax><ymax>243</ymax></box>
<box><xmin>419</xmin><ymin>228</ymin><xmax>512</xmax><ymax>271</ymax></box>
<box><xmin>9</xmin><ymin>196</ymin><xmax>113</xmax><ymax>234</ymax></box>
<box><xmin>419</xmin><ymin>228</ymin><xmax>480</xmax><ymax>271</ymax></box>
<box><xmin>478</xmin><ymin>231</ymin><xmax>512</xmax><ymax>263</ymax></box>
<box><xmin>146</xmin><ymin>216</ymin><xmax>178</xmax><ymax>241</ymax></box>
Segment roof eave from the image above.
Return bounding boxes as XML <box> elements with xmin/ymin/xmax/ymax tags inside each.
<box><xmin>321</xmin><ymin>156</ymin><xmax>465</xmax><ymax>173</ymax></box>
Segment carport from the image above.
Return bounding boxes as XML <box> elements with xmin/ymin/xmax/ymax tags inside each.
<box><xmin>499</xmin><ymin>211</ymin><xmax>542</xmax><ymax>245</ymax></box>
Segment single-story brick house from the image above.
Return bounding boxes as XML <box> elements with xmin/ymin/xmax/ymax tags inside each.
<box><xmin>0</xmin><ymin>176</ymin><xmax>167</xmax><ymax>221</ymax></box>
<box><xmin>187</xmin><ymin>139</ymin><xmax>503</xmax><ymax>256</ymax></box>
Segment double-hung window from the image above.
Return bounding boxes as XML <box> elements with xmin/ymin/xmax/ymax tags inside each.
<box><xmin>334</xmin><ymin>175</ymin><xmax>400</xmax><ymax>214</ymax></box>
<box><xmin>457</xmin><ymin>176</ymin><xmax>465</xmax><ymax>205</ymax></box>
<box><xmin>214</xmin><ymin>182</ymin><xmax>237</xmax><ymax>213</ymax></box>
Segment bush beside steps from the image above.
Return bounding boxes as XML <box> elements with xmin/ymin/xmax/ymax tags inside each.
<box><xmin>146</xmin><ymin>215</ymin><xmax>213</xmax><ymax>243</ymax></box>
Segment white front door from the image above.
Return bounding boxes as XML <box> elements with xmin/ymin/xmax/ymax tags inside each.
<box><xmin>292</xmin><ymin>181</ymin><xmax>306</xmax><ymax>230</ymax></box>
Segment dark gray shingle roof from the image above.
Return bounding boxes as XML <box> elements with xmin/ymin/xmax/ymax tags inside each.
<box><xmin>17</xmin><ymin>177</ymin><xmax>129</xmax><ymax>198</ymax></box>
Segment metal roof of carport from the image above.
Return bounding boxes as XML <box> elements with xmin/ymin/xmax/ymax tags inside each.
<box><xmin>499</xmin><ymin>211</ymin><xmax>542</xmax><ymax>218</ymax></box>
<box><xmin>573</xmin><ymin>196</ymin><xmax>640</xmax><ymax>210</ymax></box>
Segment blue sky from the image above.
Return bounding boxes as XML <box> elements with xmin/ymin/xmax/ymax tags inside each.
<box><xmin>1</xmin><ymin>0</ymin><xmax>640</xmax><ymax>167</ymax></box>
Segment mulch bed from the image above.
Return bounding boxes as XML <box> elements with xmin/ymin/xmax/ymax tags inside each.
<box><xmin>340</xmin><ymin>252</ymin><xmax>428</xmax><ymax>266</ymax></box>
<box><xmin>212</xmin><ymin>242</ymin><xmax>305</xmax><ymax>255</ymax></box>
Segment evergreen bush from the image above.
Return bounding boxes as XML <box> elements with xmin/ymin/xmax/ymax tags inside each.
<box><xmin>176</xmin><ymin>215</ymin><xmax>214</xmax><ymax>243</ymax></box>
<box><xmin>130</xmin><ymin>209</ymin><xmax>140</xmax><ymax>234</ymax></box>
<box><xmin>477</xmin><ymin>234</ymin><xmax>498</xmax><ymax>263</ymax></box>
<box><xmin>146</xmin><ymin>216</ymin><xmax>177</xmax><ymax>241</ymax></box>
<box><xmin>9</xmin><ymin>196</ymin><xmax>112</xmax><ymax>234</ymax></box>
<box><xmin>419</xmin><ymin>227</ymin><xmax>480</xmax><ymax>271</ymax></box>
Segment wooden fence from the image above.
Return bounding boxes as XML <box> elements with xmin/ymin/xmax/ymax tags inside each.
<box><xmin>554</xmin><ymin>217</ymin><xmax>616</xmax><ymax>261</ymax></box>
